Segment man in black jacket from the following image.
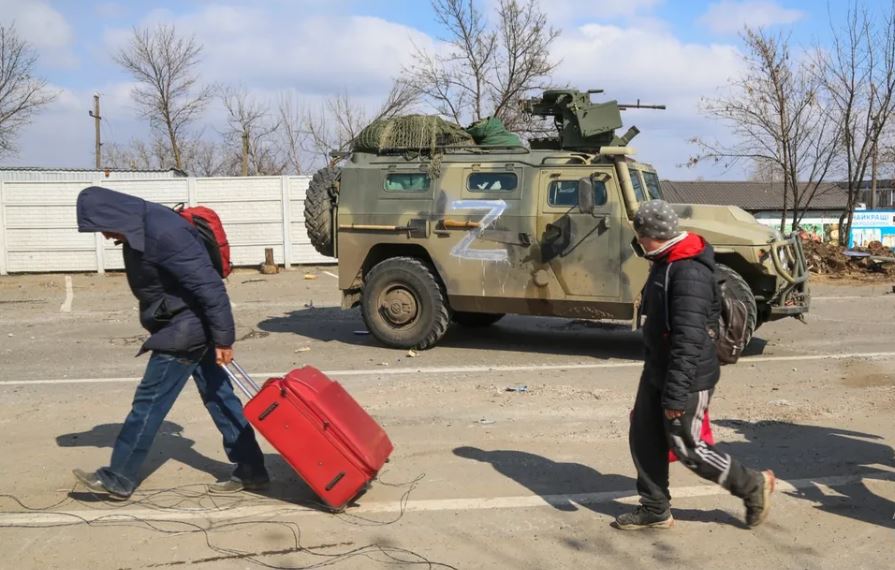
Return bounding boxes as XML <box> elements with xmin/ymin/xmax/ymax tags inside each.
<box><xmin>72</xmin><ymin>187</ymin><xmax>267</xmax><ymax>500</ymax></box>
<box><xmin>614</xmin><ymin>199</ymin><xmax>775</xmax><ymax>530</ymax></box>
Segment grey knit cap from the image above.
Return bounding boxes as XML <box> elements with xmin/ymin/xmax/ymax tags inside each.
<box><xmin>633</xmin><ymin>199</ymin><xmax>679</xmax><ymax>240</ymax></box>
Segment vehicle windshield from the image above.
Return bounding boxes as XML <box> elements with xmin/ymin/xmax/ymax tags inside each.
<box><xmin>641</xmin><ymin>171</ymin><xmax>663</xmax><ymax>200</ymax></box>
<box><xmin>630</xmin><ymin>170</ymin><xmax>647</xmax><ymax>202</ymax></box>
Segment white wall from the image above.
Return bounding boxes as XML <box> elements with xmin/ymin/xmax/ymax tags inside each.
<box><xmin>0</xmin><ymin>175</ymin><xmax>334</xmax><ymax>275</ymax></box>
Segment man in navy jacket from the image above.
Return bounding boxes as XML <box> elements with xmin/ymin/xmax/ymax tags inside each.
<box><xmin>73</xmin><ymin>186</ymin><xmax>267</xmax><ymax>499</ymax></box>
<box><xmin>615</xmin><ymin>200</ymin><xmax>775</xmax><ymax>530</ymax></box>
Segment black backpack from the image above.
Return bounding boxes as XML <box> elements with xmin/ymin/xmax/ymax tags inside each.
<box><xmin>712</xmin><ymin>278</ymin><xmax>751</xmax><ymax>365</ymax></box>
<box><xmin>663</xmin><ymin>264</ymin><xmax>750</xmax><ymax>366</ymax></box>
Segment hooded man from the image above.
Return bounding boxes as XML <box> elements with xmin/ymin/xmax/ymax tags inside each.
<box><xmin>614</xmin><ymin>199</ymin><xmax>775</xmax><ymax>530</ymax></box>
<box><xmin>72</xmin><ymin>186</ymin><xmax>268</xmax><ymax>500</ymax></box>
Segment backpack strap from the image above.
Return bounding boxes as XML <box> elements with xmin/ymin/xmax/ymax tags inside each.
<box><xmin>664</xmin><ymin>262</ymin><xmax>673</xmax><ymax>332</ymax></box>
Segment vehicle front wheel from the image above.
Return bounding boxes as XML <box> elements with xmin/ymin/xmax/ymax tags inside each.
<box><xmin>717</xmin><ymin>263</ymin><xmax>758</xmax><ymax>345</ymax></box>
<box><xmin>361</xmin><ymin>257</ymin><xmax>450</xmax><ymax>350</ymax></box>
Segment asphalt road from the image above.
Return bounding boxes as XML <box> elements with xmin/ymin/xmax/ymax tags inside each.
<box><xmin>0</xmin><ymin>268</ymin><xmax>893</xmax><ymax>569</ymax></box>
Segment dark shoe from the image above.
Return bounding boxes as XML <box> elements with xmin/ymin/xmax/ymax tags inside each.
<box><xmin>72</xmin><ymin>469</ymin><xmax>130</xmax><ymax>501</ymax></box>
<box><xmin>208</xmin><ymin>475</ymin><xmax>270</xmax><ymax>495</ymax></box>
<box><xmin>745</xmin><ymin>470</ymin><xmax>776</xmax><ymax>528</ymax></box>
<box><xmin>613</xmin><ymin>506</ymin><xmax>674</xmax><ymax>530</ymax></box>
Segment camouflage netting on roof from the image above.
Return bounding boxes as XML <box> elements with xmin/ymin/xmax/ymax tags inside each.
<box><xmin>465</xmin><ymin>117</ymin><xmax>523</xmax><ymax>147</ymax></box>
<box><xmin>352</xmin><ymin>115</ymin><xmax>475</xmax><ymax>153</ymax></box>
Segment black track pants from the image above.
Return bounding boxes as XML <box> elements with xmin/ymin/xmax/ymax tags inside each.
<box><xmin>629</xmin><ymin>378</ymin><xmax>762</xmax><ymax>513</ymax></box>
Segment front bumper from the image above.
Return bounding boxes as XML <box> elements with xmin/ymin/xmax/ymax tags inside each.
<box><xmin>768</xmin><ymin>235</ymin><xmax>810</xmax><ymax>316</ymax></box>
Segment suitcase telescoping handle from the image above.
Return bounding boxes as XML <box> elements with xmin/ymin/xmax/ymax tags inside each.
<box><xmin>221</xmin><ymin>360</ymin><xmax>261</xmax><ymax>399</ymax></box>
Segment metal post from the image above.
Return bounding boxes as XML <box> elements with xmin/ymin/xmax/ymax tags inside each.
<box><xmin>281</xmin><ymin>176</ymin><xmax>293</xmax><ymax>269</ymax></box>
<box><xmin>95</xmin><ymin>233</ymin><xmax>105</xmax><ymax>274</ymax></box>
<box><xmin>0</xmin><ymin>181</ymin><xmax>8</xmax><ymax>276</ymax></box>
<box><xmin>187</xmin><ymin>176</ymin><xmax>198</xmax><ymax>207</ymax></box>
<box><xmin>93</xmin><ymin>179</ymin><xmax>105</xmax><ymax>274</ymax></box>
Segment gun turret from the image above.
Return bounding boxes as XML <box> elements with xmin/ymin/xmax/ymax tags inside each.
<box><xmin>522</xmin><ymin>89</ymin><xmax>664</xmax><ymax>152</ymax></box>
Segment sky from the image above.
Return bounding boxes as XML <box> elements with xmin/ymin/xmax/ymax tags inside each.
<box><xmin>0</xmin><ymin>0</ymin><xmax>887</xmax><ymax>179</ymax></box>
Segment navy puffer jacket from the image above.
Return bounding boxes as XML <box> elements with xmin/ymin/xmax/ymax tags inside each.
<box><xmin>76</xmin><ymin>186</ymin><xmax>235</xmax><ymax>354</ymax></box>
<box><xmin>639</xmin><ymin>233</ymin><xmax>721</xmax><ymax>410</ymax></box>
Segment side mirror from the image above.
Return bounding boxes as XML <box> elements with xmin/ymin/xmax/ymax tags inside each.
<box><xmin>577</xmin><ymin>177</ymin><xmax>596</xmax><ymax>214</ymax></box>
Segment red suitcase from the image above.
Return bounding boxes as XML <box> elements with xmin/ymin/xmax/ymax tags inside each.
<box><xmin>224</xmin><ymin>362</ymin><xmax>393</xmax><ymax>510</ymax></box>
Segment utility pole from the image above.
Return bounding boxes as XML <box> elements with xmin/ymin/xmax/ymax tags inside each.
<box><xmin>870</xmin><ymin>130</ymin><xmax>879</xmax><ymax>210</ymax></box>
<box><xmin>241</xmin><ymin>131</ymin><xmax>249</xmax><ymax>176</ymax></box>
<box><xmin>88</xmin><ymin>94</ymin><xmax>102</xmax><ymax>169</ymax></box>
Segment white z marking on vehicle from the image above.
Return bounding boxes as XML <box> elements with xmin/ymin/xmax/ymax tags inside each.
<box><xmin>449</xmin><ymin>199</ymin><xmax>509</xmax><ymax>261</ymax></box>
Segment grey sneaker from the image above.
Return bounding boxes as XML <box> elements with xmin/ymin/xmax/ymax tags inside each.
<box><xmin>613</xmin><ymin>506</ymin><xmax>674</xmax><ymax>530</ymax></box>
<box><xmin>208</xmin><ymin>476</ymin><xmax>270</xmax><ymax>495</ymax></box>
<box><xmin>72</xmin><ymin>468</ymin><xmax>130</xmax><ymax>501</ymax></box>
<box><xmin>745</xmin><ymin>470</ymin><xmax>776</xmax><ymax>528</ymax></box>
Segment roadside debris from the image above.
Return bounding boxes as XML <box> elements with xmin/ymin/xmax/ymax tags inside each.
<box><xmin>505</xmin><ymin>385</ymin><xmax>528</xmax><ymax>393</ymax></box>
<box><xmin>407</xmin><ymin>349</ymin><xmax>418</xmax><ymax>358</ymax></box>
<box><xmin>802</xmin><ymin>238</ymin><xmax>895</xmax><ymax>277</ymax></box>
<box><xmin>477</xmin><ymin>418</ymin><xmax>496</xmax><ymax>425</ymax></box>
<box><xmin>294</xmin><ymin>346</ymin><xmax>311</xmax><ymax>353</ymax></box>
<box><xmin>304</xmin><ymin>273</ymin><xmax>318</xmax><ymax>280</ymax></box>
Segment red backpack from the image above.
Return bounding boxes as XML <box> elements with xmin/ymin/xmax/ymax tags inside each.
<box><xmin>173</xmin><ymin>204</ymin><xmax>232</xmax><ymax>278</ymax></box>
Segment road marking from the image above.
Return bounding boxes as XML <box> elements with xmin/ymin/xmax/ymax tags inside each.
<box><xmin>322</xmin><ymin>271</ymin><xmax>339</xmax><ymax>279</ymax></box>
<box><xmin>813</xmin><ymin>295</ymin><xmax>895</xmax><ymax>301</ymax></box>
<box><xmin>1</xmin><ymin>472</ymin><xmax>892</xmax><ymax>527</ymax></box>
<box><xmin>3</xmin><ymin>350</ymin><xmax>895</xmax><ymax>387</ymax></box>
<box><xmin>59</xmin><ymin>276</ymin><xmax>73</xmax><ymax>313</ymax></box>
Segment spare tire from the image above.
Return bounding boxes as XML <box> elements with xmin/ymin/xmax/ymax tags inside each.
<box><xmin>717</xmin><ymin>264</ymin><xmax>758</xmax><ymax>345</ymax></box>
<box><xmin>304</xmin><ymin>165</ymin><xmax>341</xmax><ymax>257</ymax></box>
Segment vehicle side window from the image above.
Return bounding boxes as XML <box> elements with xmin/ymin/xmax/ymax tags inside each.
<box><xmin>548</xmin><ymin>180</ymin><xmax>608</xmax><ymax>207</ymax></box>
<box><xmin>642</xmin><ymin>171</ymin><xmax>663</xmax><ymax>200</ymax></box>
<box><xmin>630</xmin><ymin>170</ymin><xmax>647</xmax><ymax>202</ymax></box>
<box><xmin>384</xmin><ymin>173</ymin><xmax>430</xmax><ymax>192</ymax></box>
<box><xmin>467</xmin><ymin>172</ymin><xmax>518</xmax><ymax>192</ymax></box>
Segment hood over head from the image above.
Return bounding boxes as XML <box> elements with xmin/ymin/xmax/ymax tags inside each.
<box><xmin>77</xmin><ymin>186</ymin><xmax>147</xmax><ymax>251</ymax></box>
<box><xmin>647</xmin><ymin>232</ymin><xmax>714</xmax><ymax>268</ymax></box>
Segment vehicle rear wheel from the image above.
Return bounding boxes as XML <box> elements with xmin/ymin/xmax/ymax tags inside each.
<box><xmin>304</xmin><ymin>165</ymin><xmax>340</xmax><ymax>257</ymax></box>
<box><xmin>452</xmin><ymin>312</ymin><xmax>505</xmax><ymax>327</ymax></box>
<box><xmin>717</xmin><ymin>264</ymin><xmax>758</xmax><ymax>344</ymax></box>
<box><xmin>361</xmin><ymin>257</ymin><xmax>450</xmax><ymax>350</ymax></box>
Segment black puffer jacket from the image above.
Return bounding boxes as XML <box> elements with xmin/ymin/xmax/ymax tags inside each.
<box><xmin>639</xmin><ymin>233</ymin><xmax>721</xmax><ymax>410</ymax></box>
<box><xmin>76</xmin><ymin>186</ymin><xmax>235</xmax><ymax>354</ymax></box>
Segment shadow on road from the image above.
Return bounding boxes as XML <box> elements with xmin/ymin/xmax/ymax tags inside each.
<box><xmin>56</xmin><ymin>421</ymin><xmax>322</xmax><ymax>507</ymax></box>
<box><xmin>715</xmin><ymin>419</ymin><xmax>895</xmax><ymax>529</ymax></box>
<box><xmin>452</xmin><ymin>446</ymin><xmax>632</xmax><ymax>518</ymax></box>
<box><xmin>258</xmin><ymin>306</ymin><xmax>768</xmax><ymax>360</ymax></box>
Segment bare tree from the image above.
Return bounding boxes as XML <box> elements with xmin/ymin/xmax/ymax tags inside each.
<box><xmin>691</xmin><ymin>28</ymin><xmax>840</xmax><ymax>232</ymax></box>
<box><xmin>221</xmin><ymin>86</ymin><xmax>284</xmax><ymax>176</ymax></box>
<box><xmin>103</xmin><ymin>136</ymin><xmax>171</xmax><ymax>170</ymax></box>
<box><xmin>304</xmin><ymin>79</ymin><xmax>419</xmax><ymax>167</ymax></box>
<box><xmin>408</xmin><ymin>0</ymin><xmax>558</xmax><ymax>131</ymax></box>
<box><xmin>276</xmin><ymin>91</ymin><xmax>308</xmax><ymax>175</ymax></box>
<box><xmin>0</xmin><ymin>24</ymin><xmax>56</xmax><ymax>157</ymax></box>
<box><xmin>114</xmin><ymin>24</ymin><xmax>213</xmax><ymax>170</ymax></box>
<box><xmin>182</xmin><ymin>138</ymin><xmax>225</xmax><ymax>176</ymax></box>
<box><xmin>817</xmin><ymin>3</ymin><xmax>895</xmax><ymax>244</ymax></box>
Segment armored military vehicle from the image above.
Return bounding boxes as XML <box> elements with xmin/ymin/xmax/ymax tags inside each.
<box><xmin>304</xmin><ymin>89</ymin><xmax>809</xmax><ymax>350</ymax></box>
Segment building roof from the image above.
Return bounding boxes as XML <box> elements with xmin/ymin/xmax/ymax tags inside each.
<box><xmin>0</xmin><ymin>166</ymin><xmax>186</xmax><ymax>175</ymax></box>
<box><xmin>661</xmin><ymin>180</ymin><xmax>850</xmax><ymax>211</ymax></box>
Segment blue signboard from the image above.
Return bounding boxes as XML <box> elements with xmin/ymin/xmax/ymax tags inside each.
<box><xmin>848</xmin><ymin>210</ymin><xmax>895</xmax><ymax>249</ymax></box>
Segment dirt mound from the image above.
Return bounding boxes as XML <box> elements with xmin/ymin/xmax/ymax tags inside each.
<box><xmin>802</xmin><ymin>238</ymin><xmax>895</xmax><ymax>277</ymax></box>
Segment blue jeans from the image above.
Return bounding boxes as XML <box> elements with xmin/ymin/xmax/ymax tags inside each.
<box><xmin>97</xmin><ymin>348</ymin><xmax>265</xmax><ymax>496</ymax></box>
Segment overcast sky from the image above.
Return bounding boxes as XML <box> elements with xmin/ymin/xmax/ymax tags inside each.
<box><xmin>0</xmin><ymin>0</ymin><xmax>878</xmax><ymax>179</ymax></box>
